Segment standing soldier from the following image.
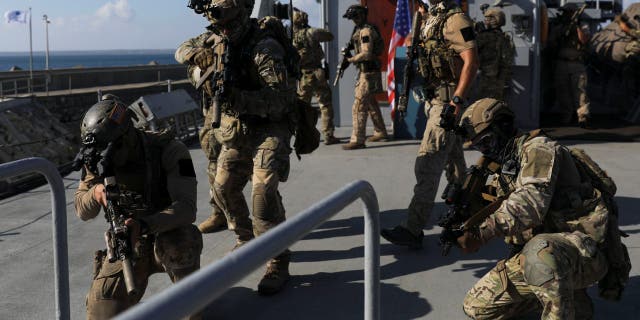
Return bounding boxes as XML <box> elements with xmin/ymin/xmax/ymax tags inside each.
<box><xmin>293</xmin><ymin>8</ymin><xmax>340</xmax><ymax>145</ymax></box>
<box><xmin>176</xmin><ymin>35</ymin><xmax>228</xmax><ymax>234</ymax></box>
<box><xmin>342</xmin><ymin>4</ymin><xmax>390</xmax><ymax>150</ymax></box>
<box><xmin>382</xmin><ymin>0</ymin><xmax>479</xmax><ymax>248</ymax></box>
<box><xmin>176</xmin><ymin>0</ymin><xmax>295</xmax><ymax>295</ymax></box>
<box><xmin>74</xmin><ymin>96</ymin><xmax>203</xmax><ymax>319</ymax></box>
<box><xmin>455</xmin><ymin>98</ymin><xmax>630</xmax><ymax>319</ymax></box>
<box><xmin>476</xmin><ymin>7</ymin><xmax>515</xmax><ymax>100</ymax></box>
<box><xmin>550</xmin><ymin>3</ymin><xmax>591</xmax><ymax>128</ymax></box>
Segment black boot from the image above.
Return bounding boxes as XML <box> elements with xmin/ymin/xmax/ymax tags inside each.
<box><xmin>381</xmin><ymin>226</ymin><xmax>424</xmax><ymax>249</ymax></box>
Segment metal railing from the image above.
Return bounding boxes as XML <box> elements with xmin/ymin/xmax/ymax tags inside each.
<box><xmin>0</xmin><ymin>158</ymin><xmax>70</xmax><ymax>320</ymax></box>
<box><xmin>117</xmin><ymin>180</ymin><xmax>380</xmax><ymax>320</ymax></box>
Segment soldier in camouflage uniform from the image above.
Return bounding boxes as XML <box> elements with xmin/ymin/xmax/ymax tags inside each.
<box><xmin>342</xmin><ymin>4</ymin><xmax>390</xmax><ymax>150</ymax></box>
<box><xmin>176</xmin><ymin>0</ymin><xmax>295</xmax><ymax>295</ymax></box>
<box><xmin>456</xmin><ymin>98</ymin><xmax>627</xmax><ymax>319</ymax></box>
<box><xmin>476</xmin><ymin>7</ymin><xmax>515</xmax><ymax>101</ymax></box>
<box><xmin>381</xmin><ymin>0</ymin><xmax>478</xmax><ymax>248</ymax></box>
<box><xmin>617</xmin><ymin>12</ymin><xmax>640</xmax><ymax>95</ymax></box>
<box><xmin>175</xmin><ymin>35</ymin><xmax>228</xmax><ymax>234</ymax></box>
<box><xmin>550</xmin><ymin>4</ymin><xmax>591</xmax><ymax>127</ymax></box>
<box><xmin>75</xmin><ymin>96</ymin><xmax>203</xmax><ymax>319</ymax></box>
<box><xmin>292</xmin><ymin>8</ymin><xmax>340</xmax><ymax>145</ymax></box>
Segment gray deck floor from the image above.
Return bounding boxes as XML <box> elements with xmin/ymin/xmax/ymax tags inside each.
<box><xmin>1</xmin><ymin>126</ymin><xmax>639</xmax><ymax>319</ymax></box>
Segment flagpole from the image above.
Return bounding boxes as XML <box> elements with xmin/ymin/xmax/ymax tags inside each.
<box><xmin>28</xmin><ymin>7</ymin><xmax>33</xmax><ymax>89</ymax></box>
<box><xmin>43</xmin><ymin>14</ymin><xmax>51</xmax><ymax>70</ymax></box>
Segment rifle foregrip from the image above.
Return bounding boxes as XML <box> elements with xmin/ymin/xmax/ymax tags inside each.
<box><xmin>211</xmin><ymin>98</ymin><xmax>221</xmax><ymax>129</ymax></box>
<box><xmin>122</xmin><ymin>258</ymin><xmax>137</xmax><ymax>296</ymax></box>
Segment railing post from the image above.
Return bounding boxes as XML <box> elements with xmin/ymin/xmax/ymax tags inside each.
<box><xmin>0</xmin><ymin>158</ymin><xmax>70</xmax><ymax>320</ymax></box>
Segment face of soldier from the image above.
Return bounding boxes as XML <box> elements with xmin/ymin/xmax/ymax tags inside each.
<box><xmin>207</xmin><ymin>4</ymin><xmax>249</xmax><ymax>42</ymax></box>
<box><xmin>470</xmin><ymin>130</ymin><xmax>503</xmax><ymax>161</ymax></box>
<box><xmin>484</xmin><ymin>16</ymin><xmax>497</xmax><ymax>29</ymax></box>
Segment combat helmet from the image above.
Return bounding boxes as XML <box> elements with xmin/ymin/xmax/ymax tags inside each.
<box><xmin>458</xmin><ymin>98</ymin><xmax>514</xmax><ymax>142</ymax></box>
<box><xmin>484</xmin><ymin>8</ymin><xmax>506</xmax><ymax>29</ymax></box>
<box><xmin>80</xmin><ymin>95</ymin><xmax>133</xmax><ymax>149</ymax></box>
<box><xmin>293</xmin><ymin>8</ymin><xmax>309</xmax><ymax>28</ymax></box>
<box><xmin>343</xmin><ymin>4</ymin><xmax>368</xmax><ymax>20</ymax></box>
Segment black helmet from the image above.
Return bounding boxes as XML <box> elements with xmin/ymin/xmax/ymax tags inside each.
<box><xmin>343</xmin><ymin>4</ymin><xmax>367</xmax><ymax>19</ymax></box>
<box><xmin>80</xmin><ymin>96</ymin><xmax>132</xmax><ymax>149</ymax></box>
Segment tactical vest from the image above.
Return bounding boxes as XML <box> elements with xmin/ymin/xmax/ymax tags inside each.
<box><xmin>556</xmin><ymin>23</ymin><xmax>585</xmax><ymax>61</ymax></box>
<box><xmin>113</xmin><ymin>130</ymin><xmax>172</xmax><ymax>217</ymax></box>
<box><xmin>351</xmin><ymin>23</ymin><xmax>383</xmax><ymax>72</ymax></box>
<box><xmin>417</xmin><ymin>5</ymin><xmax>465</xmax><ymax>88</ymax></box>
<box><xmin>293</xmin><ymin>27</ymin><xmax>324</xmax><ymax>69</ymax></box>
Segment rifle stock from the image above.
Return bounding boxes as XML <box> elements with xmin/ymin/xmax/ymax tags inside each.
<box><xmin>564</xmin><ymin>4</ymin><xmax>588</xmax><ymax>38</ymax></box>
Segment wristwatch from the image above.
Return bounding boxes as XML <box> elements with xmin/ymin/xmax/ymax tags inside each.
<box><xmin>452</xmin><ymin>95</ymin><xmax>465</xmax><ymax>105</ymax></box>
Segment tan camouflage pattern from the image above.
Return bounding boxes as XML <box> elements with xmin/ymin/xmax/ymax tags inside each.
<box><xmin>465</xmin><ymin>135</ymin><xmax>611</xmax><ymax>319</ymax></box>
<box><xmin>347</xmin><ymin>22</ymin><xmax>387</xmax><ymax>144</ymax></box>
<box><xmin>404</xmin><ymin>99</ymin><xmax>466</xmax><ymax>235</ymax></box>
<box><xmin>298</xmin><ymin>68</ymin><xmax>335</xmax><ymax>137</ymax></box>
<box><xmin>350</xmin><ymin>71</ymin><xmax>387</xmax><ymax>144</ymax></box>
<box><xmin>86</xmin><ymin>225</ymin><xmax>203</xmax><ymax>320</ymax></box>
<box><xmin>294</xmin><ymin>26</ymin><xmax>336</xmax><ymax>138</ymax></box>
<box><xmin>199</xmin><ymin>106</ymin><xmax>227</xmax><ymax>226</ymax></box>
<box><xmin>463</xmin><ymin>233</ymin><xmax>607</xmax><ymax>320</ymax></box>
<box><xmin>193</xmin><ymin>26</ymin><xmax>294</xmax><ymax>249</ymax></box>
<box><xmin>476</xmin><ymin>29</ymin><xmax>514</xmax><ymax>100</ymax></box>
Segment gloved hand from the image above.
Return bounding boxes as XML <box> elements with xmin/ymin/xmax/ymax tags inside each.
<box><xmin>439</xmin><ymin>104</ymin><xmax>457</xmax><ymax>131</ymax></box>
<box><xmin>457</xmin><ymin>231</ymin><xmax>483</xmax><ymax>254</ymax></box>
<box><xmin>193</xmin><ymin>48</ymin><xmax>214</xmax><ymax>70</ymax></box>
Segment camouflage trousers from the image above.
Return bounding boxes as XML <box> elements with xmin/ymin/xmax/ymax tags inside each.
<box><xmin>350</xmin><ymin>71</ymin><xmax>388</xmax><ymax>144</ymax></box>
<box><xmin>86</xmin><ymin>225</ymin><xmax>203</xmax><ymax>320</ymax></box>
<box><xmin>213</xmin><ymin>118</ymin><xmax>291</xmax><ymax>247</ymax></box>
<box><xmin>554</xmin><ymin>61</ymin><xmax>590</xmax><ymax>123</ymax></box>
<box><xmin>298</xmin><ymin>68</ymin><xmax>335</xmax><ymax>138</ymax></box>
<box><xmin>463</xmin><ymin>232</ymin><xmax>608</xmax><ymax>320</ymax></box>
<box><xmin>199</xmin><ymin>108</ymin><xmax>226</xmax><ymax>224</ymax></box>
<box><xmin>403</xmin><ymin>99</ymin><xmax>466</xmax><ymax>236</ymax></box>
<box><xmin>478</xmin><ymin>75</ymin><xmax>509</xmax><ymax>101</ymax></box>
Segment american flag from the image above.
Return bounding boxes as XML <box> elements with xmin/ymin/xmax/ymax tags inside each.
<box><xmin>387</xmin><ymin>0</ymin><xmax>412</xmax><ymax>119</ymax></box>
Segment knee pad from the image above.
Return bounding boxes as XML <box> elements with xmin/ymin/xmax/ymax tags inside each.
<box><xmin>155</xmin><ymin>225</ymin><xmax>203</xmax><ymax>270</ymax></box>
<box><xmin>522</xmin><ymin>237</ymin><xmax>557</xmax><ymax>287</ymax></box>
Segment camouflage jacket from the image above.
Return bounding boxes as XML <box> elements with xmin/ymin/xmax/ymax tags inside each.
<box><xmin>293</xmin><ymin>26</ymin><xmax>333</xmax><ymax>69</ymax></box>
<box><xmin>477</xmin><ymin>28</ymin><xmax>514</xmax><ymax>80</ymax></box>
<box><xmin>175</xmin><ymin>20</ymin><xmax>295</xmax><ymax>122</ymax></box>
<box><xmin>479</xmin><ymin>134</ymin><xmax>610</xmax><ymax>245</ymax></box>
<box><xmin>74</xmin><ymin>131</ymin><xmax>197</xmax><ymax>235</ymax></box>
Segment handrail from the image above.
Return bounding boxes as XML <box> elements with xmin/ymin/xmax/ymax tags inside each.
<box><xmin>0</xmin><ymin>157</ymin><xmax>70</xmax><ymax>320</ymax></box>
<box><xmin>116</xmin><ymin>180</ymin><xmax>380</xmax><ymax>320</ymax></box>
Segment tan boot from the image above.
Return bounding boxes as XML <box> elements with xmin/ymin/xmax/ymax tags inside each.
<box><xmin>197</xmin><ymin>213</ymin><xmax>227</xmax><ymax>234</ymax></box>
<box><xmin>324</xmin><ymin>135</ymin><xmax>340</xmax><ymax>145</ymax></box>
<box><xmin>342</xmin><ymin>142</ymin><xmax>366</xmax><ymax>150</ymax></box>
<box><xmin>366</xmin><ymin>134</ymin><xmax>391</xmax><ymax>142</ymax></box>
<box><xmin>257</xmin><ymin>254</ymin><xmax>290</xmax><ymax>295</ymax></box>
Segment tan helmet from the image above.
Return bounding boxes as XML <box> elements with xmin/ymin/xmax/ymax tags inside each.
<box><xmin>484</xmin><ymin>8</ymin><xmax>506</xmax><ymax>28</ymax></box>
<box><xmin>293</xmin><ymin>8</ymin><xmax>308</xmax><ymax>27</ymax></box>
<box><xmin>343</xmin><ymin>4</ymin><xmax>367</xmax><ymax>20</ymax></box>
<box><xmin>205</xmin><ymin>0</ymin><xmax>252</xmax><ymax>25</ymax></box>
<box><xmin>458</xmin><ymin>98</ymin><xmax>514</xmax><ymax>142</ymax></box>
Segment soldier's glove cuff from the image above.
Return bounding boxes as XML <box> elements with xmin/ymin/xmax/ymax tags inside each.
<box><xmin>456</xmin><ymin>230</ymin><xmax>483</xmax><ymax>254</ymax></box>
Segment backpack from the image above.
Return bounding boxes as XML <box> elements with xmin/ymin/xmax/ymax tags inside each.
<box><xmin>292</xmin><ymin>98</ymin><xmax>320</xmax><ymax>159</ymax></box>
<box><xmin>257</xmin><ymin>16</ymin><xmax>301</xmax><ymax>79</ymax></box>
<box><xmin>570</xmin><ymin>147</ymin><xmax>631</xmax><ymax>301</ymax></box>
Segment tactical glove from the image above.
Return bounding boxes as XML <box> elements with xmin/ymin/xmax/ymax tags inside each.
<box><xmin>193</xmin><ymin>48</ymin><xmax>214</xmax><ymax>70</ymax></box>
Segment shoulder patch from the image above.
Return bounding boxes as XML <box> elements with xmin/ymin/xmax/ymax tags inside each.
<box><xmin>460</xmin><ymin>26</ymin><xmax>475</xmax><ymax>42</ymax></box>
<box><xmin>362</xmin><ymin>35</ymin><xmax>371</xmax><ymax>43</ymax></box>
<box><xmin>178</xmin><ymin>159</ymin><xmax>196</xmax><ymax>177</ymax></box>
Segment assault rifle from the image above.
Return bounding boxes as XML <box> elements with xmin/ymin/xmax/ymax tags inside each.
<box><xmin>98</xmin><ymin>143</ymin><xmax>138</xmax><ymax>296</ymax></box>
<box><xmin>333</xmin><ymin>41</ymin><xmax>354</xmax><ymax>86</ymax></box>
<box><xmin>196</xmin><ymin>38</ymin><xmax>231</xmax><ymax>129</ymax></box>
<box><xmin>564</xmin><ymin>4</ymin><xmax>588</xmax><ymax>38</ymax></box>
<box><xmin>397</xmin><ymin>11</ymin><xmax>423</xmax><ymax>118</ymax></box>
<box><xmin>438</xmin><ymin>157</ymin><xmax>501</xmax><ymax>255</ymax></box>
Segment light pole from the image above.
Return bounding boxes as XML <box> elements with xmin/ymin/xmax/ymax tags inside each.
<box><xmin>43</xmin><ymin>14</ymin><xmax>51</xmax><ymax>70</ymax></box>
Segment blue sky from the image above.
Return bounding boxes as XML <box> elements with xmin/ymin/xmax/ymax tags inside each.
<box><xmin>0</xmin><ymin>0</ymin><xmax>321</xmax><ymax>52</ymax></box>
<box><xmin>1</xmin><ymin>0</ymin><xmax>636</xmax><ymax>52</ymax></box>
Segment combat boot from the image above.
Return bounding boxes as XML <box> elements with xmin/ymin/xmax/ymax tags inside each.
<box><xmin>197</xmin><ymin>213</ymin><xmax>227</xmax><ymax>233</ymax></box>
<box><xmin>257</xmin><ymin>254</ymin><xmax>290</xmax><ymax>295</ymax></box>
<box><xmin>324</xmin><ymin>135</ymin><xmax>340</xmax><ymax>145</ymax></box>
<box><xmin>381</xmin><ymin>226</ymin><xmax>424</xmax><ymax>249</ymax></box>
<box><xmin>366</xmin><ymin>134</ymin><xmax>391</xmax><ymax>142</ymax></box>
<box><xmin>342</xmin><ymin>142</ymin><xmax>366</xmax><ymax>150</ymax></box>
